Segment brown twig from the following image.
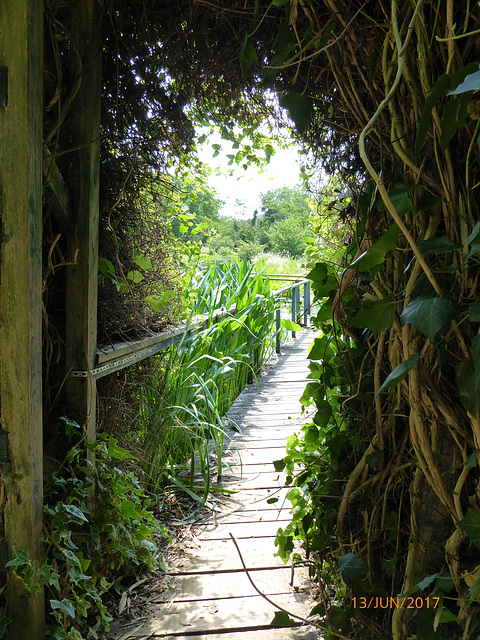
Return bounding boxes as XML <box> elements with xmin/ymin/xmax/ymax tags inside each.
<box><xmin>229</xmin><ymin>532</ymin><xmax>353</xmax><ymax>640</ymax></box>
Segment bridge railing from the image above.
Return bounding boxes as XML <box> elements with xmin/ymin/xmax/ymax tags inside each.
<box><xmin>72</xmin><ymin>275</ymin><xmax>310</xmax><ymax>381</ymax></box>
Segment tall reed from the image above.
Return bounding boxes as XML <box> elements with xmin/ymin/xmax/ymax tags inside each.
<box><xmin>139</xmin><ymin>259</ymin><xmax>281</xmax><ymax>511</ymax></box>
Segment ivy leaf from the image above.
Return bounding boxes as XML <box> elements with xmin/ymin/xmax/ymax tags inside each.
<box><xmin>313</xmin><ymin>399</ymin><xmax>332</xmax><ymax>428</ymax></box>
<box><xmin>437</xmin><ymin>607</ymin><xmax>457</xmax><ymax>625</ymax></box>
<box><xmin>350</xmin><ymin>299</ymin><xmax>396</xmax><ymax>334</ymax></box>
<box><xmin>387</xmin><ymin>183</ymin><xmax>419</xmax><ymax>216</ymax></box>
<box><xmin>299</xmin><ymin>382</ymin><xmax>324</xmax><ymax>407</ymax></box>
<box><xmin>400</xmin><ymin>296</ymin><xmax>460</xmax><ymax>342</ymax></box>
<box><xmin>338</xmin><ymin>552</ymin><xmax>368</xmax><ymax>584</ymax></box>
<box><xmin>191</xmin><ymin>223</ymin><xmax>208</xmax><ymax>236</ymax></box>
<box><xmin>472</xmin><ymin>335</ymin><xmax>480</xmax><ymax>386</ymax></box>
<box><xmin>281</xmin><ymin>319</ymin><xmax>303</xmax><ymax>332</ymax></box>
<box><xmin>350</xmin><ymin>225</ymin><xmax>399</xmax><ymax>271</ymax></box>
<box><xmin>365</xmin><ymin>450</ymin><xmax>383</xmax><ymax>471</ymax></box>
<box><xmin>50</xmin><ymin>599</ymin><xmax>76</xmax><ymax>619</ymax></box>
<box><xmin>126</xmin><ymin>270</ymin><xmax>144</xmax><ymax>284</ymax></box>
<box><xmin>418</xmin><ymin>236</ymin><xmax>462</xmax><ymax>255</ymax></box>
<box><xmin>132</xmin><ymin>254</ymin><xmax>152</xmax><ymax>270</ymax></box>
<box><xmin>416</xmin><ymin>62</ymin><xmax>480</xmax><ymax>157</ymax></box>
<box><xmin>466</xmin><ymin>451</ymin><xmax>479</xmax><ymax>469</ymax></box>
<box><xmin>279</xmin><ymin>92</ymin><xmax>313</xmax><ymax>135</ymax></box>
<box><xmin>308</xmin><ymin>336</ymin><xmax>334</xmax><ymax>361</ymax></box>
<box><xmin>469</xmin><ymin>575</ymin><xmax>480</xmax><ymax>603</ymax></box>
<box><xmin>457</xmin><ymin>508</ymin><xmax>480</xmax><ymax>542</ymax></box>
<box><xmin>274</xmin><ymin>527</ymin><xmax>294</xmax><ymax>562</ymax></box>
<box><xmin>271</xmin><ymin>611</ymin><xmax>297</xmax><ymax>628</ymax></box>
<box><xmin>240</xmin><ymin>34</ymin><xmax>258</xmax><ymax>75</ymax></box>
<box><xmin>456</xmin><ymin>362</ymin><xmax>478</xmax><ymax>414</ymax></box>
<box><xmin>440</xmin><ymin>93</ymin><xmax>471</xmax><ymax>148</ymax></box>
<box><xmin>145</xmin><ymin>295</ymin><xmax>166</xmax><ymax>312</ymax></box>
<box><xmin>376</xmin><ymin>353</ymin><xmax>419</xmax><ymax>397</ymax></box>
<box><xmin>121</xmin><ymin>500</ymin><xmax>142</xmax><ymax>520</ymax></box>
<box><xmin>416</xmin><ymin>74</ymin><xmax>452</xmax><ymax>158</ymax></box>
<box><xmin>467</xmin><ymin>221</ymin><xmax>480</xmax><ymax>245</ymax></box>
<box><xmin>306</xmin><ymin>262</ymin><xmax>327</xmax><ymax>283</ymax></box>
<box><xmin>262</xmin><ymin>22</ymin><xmax>296</xmax><ymax>85</ymax></box>
<box><xmin>465</xmin><ymin>244</ymin><xmax>480</xmax><ymax>261</ymax></box>
<box><xmin>448</xmin><ymin>67</ymin><xmax>480</xmax><ymax>95</ymax></box>
<box><xmin>469</xmin><ymin>302</ymin><xmax>480</xmax><ymax>323</ymax></box>
<box><xmin>63</xmin><ymin>504</ymin><xmax>89</xmax><ymax>524</ymax></box>
<box><xmin>417</xmin><ymin>573</ymin><xmax>438</xmax><ymax>590</ymax></box>
<box><xmin>107</xmin><ymin>436</ymin><xmax>136</xmax><ymax>461</ymax></box>
<box><xmin>145</xmin><ymin>291</ymin><xmax>176</xmax><ymax>313</ymax></box>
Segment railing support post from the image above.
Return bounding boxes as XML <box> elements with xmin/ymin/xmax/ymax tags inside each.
<box><xmin>303</xmin><ymin>281</ymin><xmax>310</xmax><ymax>327</ymax></box>
<box><xmin>291</xmin><ymin>286</ymin><xmax>297</xmax><ymax>338</ymax></box>
<box><xmin>276</xmin><ymin>307</ymin><xmax>281</xmax><ymax>353</ymax></box>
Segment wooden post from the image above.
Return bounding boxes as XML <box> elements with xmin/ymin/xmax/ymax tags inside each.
<box><xmin>303</xmin><ymin>281</ymin><xmax>310</xmax><ymax>327</ymax></box>
<box><xmin>275</xmin><ymin>307</ymin><xmax>281</xmax><ymax>353</ymax></box>
<box><xmin>291</xmin><ymin>286</ymin><xmax>298</xmax><ymax>338</ymax></box>
<box><xmin>65</xmin><ymin>0</ymin><xmax>102</xmax><ymax>444</ymax></box>
<box><xmin>0</xmin><ymin>1</ymin><xmax>45</xmax><ymax>637</ymax></box>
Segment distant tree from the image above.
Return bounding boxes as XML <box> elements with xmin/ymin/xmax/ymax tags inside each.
<box><xmin>184</xmin><ymin>186</ymin><xmax>224</xmax><ymax>224</ymax></box>
<box><xmin>268</xmin><ymin>217</ymin><xmax>307</xmax><ymax>257</ymax></box>
<box><xmin>259</xmin><ymin>185</ymin><xmax>312</xmax><ymax>256</ymax></box>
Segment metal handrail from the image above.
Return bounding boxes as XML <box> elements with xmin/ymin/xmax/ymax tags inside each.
<box><xmin>70</xmin><ymin>276</ymin><xmax>310</xmax><ymax>379</ymax></box>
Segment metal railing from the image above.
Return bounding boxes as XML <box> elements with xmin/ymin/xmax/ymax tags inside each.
<box><xmin>71</xmin><ymin>277</ymin><xmax>311</xmax><ymax>379</ymax></box>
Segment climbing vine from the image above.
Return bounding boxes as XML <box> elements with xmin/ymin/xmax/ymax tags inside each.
<box><xmin>238</xmin><ymin>1</ymin><xmax>480</xmax><ymax>637</ymax></box>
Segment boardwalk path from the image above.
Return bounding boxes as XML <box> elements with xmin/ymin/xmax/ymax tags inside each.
<box><xmin>110</xmin><ymin>329</ymin><xmax>320</xmax><ymax>640</ymax></box>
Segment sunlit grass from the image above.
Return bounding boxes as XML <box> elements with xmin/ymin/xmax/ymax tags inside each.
<box><xmin>253</xmin><ymin>252</ymin><xmax>304</xmax><ymax>276</ymax></box>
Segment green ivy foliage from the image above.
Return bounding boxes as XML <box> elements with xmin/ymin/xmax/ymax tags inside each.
<box><xmin>6</xmin><ymin>418</ymin><xmax>169</xmax><ymax>639</ymax></box>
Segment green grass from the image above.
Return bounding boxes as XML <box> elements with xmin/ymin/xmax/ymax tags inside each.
<box><xmin>253</xmin><ymin>252</ymin><xmax>304</xmax><ymax>276</ymax></box>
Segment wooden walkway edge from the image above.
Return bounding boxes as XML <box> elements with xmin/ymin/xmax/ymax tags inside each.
<box><xmin>108</xmin><ymin>329</ymin><xmax>320</xmax><ymax>640</ymax></box>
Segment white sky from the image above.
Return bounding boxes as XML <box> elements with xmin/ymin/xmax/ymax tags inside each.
<box><xmin>196</xmin><ymin>133</ymin><xmax>304</xmax><ymax>219</ymax></box>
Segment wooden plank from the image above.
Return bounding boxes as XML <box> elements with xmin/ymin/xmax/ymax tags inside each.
<box><xmin>0</xmin><ymin>1</ymin><xmax>45</xmax><ymax>637</ymax></box>
<box><xmin>208</xmin><ymin>488</ymin><xmax>292</xmax><ymax>512</ymax></box>
<box><xmin>196</xmin><ymin>519</ymin><xmax>290</xmax><ymax>540</ymax></box>
<box><xmin>141</xmin><ymin>628</ymin><xmax>318</xmax><ymax>640</ymax></box>
<box><xmin>221</xmin><ymin>451</ymin><xmax>287</xmax><ymax>465</ymax></box>
<box><xmin>194</xmin><ymin>508</ymin><xmax>292</xmax><ymax>526</ymax></box>
<box><xmin>160</xmin><ymin>567</ymin><xmax>299</xmax><ymax>600</ymax></box>
<box><xmin>65</xmin><ymin>0</ymin><xmax>102</xmax><ymax>444</ymax></box>
<box><xmin>168</xmin><ymin>537</ymin><xmax>284</xmax><ymax>573</ymax></box>
<box><xmin>122</xmin><ymin>593</ymin><xmax>314</xmax><ymax>637</ymax></box>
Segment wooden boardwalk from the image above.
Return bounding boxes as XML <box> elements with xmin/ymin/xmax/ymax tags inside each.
<box><xmin>109</xmin><ymin>329</ymin><xmax>320</xmax><ymax>640</ymax></box>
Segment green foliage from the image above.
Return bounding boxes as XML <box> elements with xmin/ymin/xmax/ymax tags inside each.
<box><xmin>400</xmin><ymin>296</ymin><xmax>461</xmax><ymax>343</ymax></box>
<box><xmin>376</xmin><ymin>353</ymin><xmax>419</xmax><ymax>396</ymax></box>
<box><xmin>278</xmin><ymin>92</ymin><xmax>313</xmax><ymax>135</ymax></box>
<box><xmin>139</xmin><ymin>260</ymin><xmax>284</xmax><ymax>504</ymax></box>
<box><xmin>338</xmin><ymin>553</ymin><xmax>369</xmax><ymax>585</ymax></box>
<box><xmin>7</xmin><ymin>419</ymin><xmax>169</xmax><ymax>639</ymax></box>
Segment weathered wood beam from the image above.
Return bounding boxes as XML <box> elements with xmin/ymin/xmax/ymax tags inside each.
<box><xmin>65</xmin><ymin>0</ymin><xmax>102</xmax><ymax>443</ymax></box>
<box><xmin>0</xmin><ymin>1</ymin><xmax>45</xmax><ymax>638</ymax></box>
